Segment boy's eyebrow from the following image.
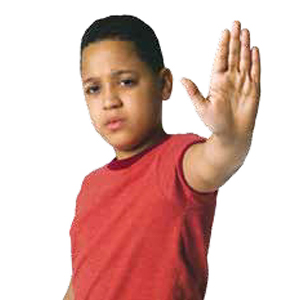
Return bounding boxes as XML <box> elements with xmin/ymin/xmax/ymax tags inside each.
<box><xmin>83</xmin><ymin>70</ymin><xmax>138</xmax><ymax>85</ymax></box>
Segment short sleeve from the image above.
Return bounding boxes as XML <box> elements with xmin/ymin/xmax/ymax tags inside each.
<box><xmin>174</xmin><ymin>133</ymin><xmax>218</xmax><ymax>208</ymax></box>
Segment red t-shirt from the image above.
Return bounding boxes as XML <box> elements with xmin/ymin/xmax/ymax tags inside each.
<box><xmin>69</xmin><ymin>133</ymin><xmax>218</xmax><ymax>300</ymax></box>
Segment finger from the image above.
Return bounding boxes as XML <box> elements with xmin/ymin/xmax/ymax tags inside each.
<box><xmin>240</xmin><ymin>29</ymin><xmax>251</xmax><ymax>77</ymax></box>
<box><xmin>228</xmin><ymin>20</ymin><xmax>241</xmax><ymax>72</ymax></box>
<box><xmin>250</xmin><ymin>47</ymin><xmax>261</xmax><ymax>97</ymax></box>
<box><xmin>250</xmin><ymin>47</ymin><xmax>260</xmax><ymax>83</ymax></box>
<box><xmin>212</xmin><ymin>29</ymin><xmax>230</xmax><ymax>74</ymax></box>
<box><xmin>181</xmin><ymin>77</ymin><xmax>206</xmax><ymax>107</ymax></box>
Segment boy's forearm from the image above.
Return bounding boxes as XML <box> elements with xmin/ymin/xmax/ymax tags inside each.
<box><xmin>202</xmin><ymin>133</ymin><xmax>252</xmax><ymax>188</ymax></box>
<box><xmin>63</xmin><ymin>289</ymin><xmax>74</xmax><ymax>300</ymax></box>
<box><xmin>63</xmin><ymin>278</ymin><xmax>74</xmax><ymax>300</ymax></box>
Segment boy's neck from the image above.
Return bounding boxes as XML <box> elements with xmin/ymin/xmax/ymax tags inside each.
<box><xmin>115</xmin><ymin>129</ymin><xmax>168</xmax><ymax>161</ymax></box>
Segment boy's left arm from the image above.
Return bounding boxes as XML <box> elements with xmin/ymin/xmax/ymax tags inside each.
<box><xmin>182</xmin><ymin>132</ymin><xmax>252</xmax><ymax>193</ymax></box>
<box><xmin>181</xmin><ymin>20</ymin><xmax>261</xmax><ymax>192</ymax></box>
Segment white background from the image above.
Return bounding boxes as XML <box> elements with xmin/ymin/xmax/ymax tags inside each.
<box><xmin>1</xmin><ymin>0</ymin><xmax>299</xmax><ymax>299</ymax></box>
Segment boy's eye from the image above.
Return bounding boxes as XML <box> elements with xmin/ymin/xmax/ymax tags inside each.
<box><xmin>120</xmin><ymin>79</ymin><xmax>135</xmax><ymax>86</ymax></box>
<box><xmin>85</xmin><ymin>85</ymin><xmax>99</xmax><ymax>95</ymax></box>
<box><xmin>85</xmin><ymin>79</ymin><xmax>136</xmax><ymax>95</ymax></box>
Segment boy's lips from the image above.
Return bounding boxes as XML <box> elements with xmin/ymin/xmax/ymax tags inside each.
<box><xmin>106</xmin><ymin>119</ymin><xmax>125</xmax><ymax>131</ymax></box>
<box><xmin>105</xmin><ymin>116</ymin><xmax>125</xmax><ymax>125</ymax></box>
<box><xmin>105</xmin><ymin>116</ymin><xmax>126</xmax><ymax>131</ymax></box>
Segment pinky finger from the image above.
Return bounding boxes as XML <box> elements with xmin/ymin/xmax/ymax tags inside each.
<box><xmin>250</xmin><ymin>47</ymin><xmax>261</xmax><ymax>100</ymax></box>
<box><xmin>250</xmin><ymin>47</ymin><xmax>261</xmax><ymax>84</ymax></box>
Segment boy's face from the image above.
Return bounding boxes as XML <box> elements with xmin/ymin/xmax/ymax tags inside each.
<box><xmin>81</xmin><ymin>40</ymin><xmax>172</xmax><ymax>160</ymax></box>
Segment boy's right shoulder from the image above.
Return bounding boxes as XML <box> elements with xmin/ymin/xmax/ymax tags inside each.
<box><xmin>82</xmin><ymin>164</ymin><xmax>108</xmax><ymax>185</ymax></box>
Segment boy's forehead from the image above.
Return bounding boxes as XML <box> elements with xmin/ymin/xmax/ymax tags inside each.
<box><xmin>81</xmin><ymin>40</ymin><xmax>148</xmax><ymax>80</ymax></box>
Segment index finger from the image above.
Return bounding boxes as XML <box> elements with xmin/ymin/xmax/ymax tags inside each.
<box><xmin>212</xmin><ymin>29</ymin><xmax>230</xmax><ymax>74</ymax></box>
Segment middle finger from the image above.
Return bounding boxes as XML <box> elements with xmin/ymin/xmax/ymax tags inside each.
<box><xmin>228</xmin><ymin>21</ymin><xmax>241</xmax><ymax>72</ymax></box>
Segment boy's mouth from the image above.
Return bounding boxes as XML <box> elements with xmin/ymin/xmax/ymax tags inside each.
<box><xmin>105</xmin><ymin>116</ymin><xmax>125</xmax><ymax>125</ymax></box>
<box><xmin>106</xmin><ymin>119</ymin><xmax>125</xmax><ymax>131</ymax></box>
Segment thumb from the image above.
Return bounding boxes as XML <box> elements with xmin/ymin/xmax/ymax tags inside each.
<box><xmin>181</xmin><ymin>77</ymin><xmax>206</xmax><ymax>105</ymax></box>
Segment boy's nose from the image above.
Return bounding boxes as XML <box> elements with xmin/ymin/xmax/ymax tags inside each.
<box><xmin>103</xmin><ymin>85</ymin><xmax>121</xmax><ymax>109</ymax></box>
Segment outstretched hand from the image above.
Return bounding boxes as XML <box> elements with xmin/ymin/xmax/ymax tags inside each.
<box><xmin>181</xmin><ymin>21</ymin><xmax>261</xmax><ymax>144</ymax></box>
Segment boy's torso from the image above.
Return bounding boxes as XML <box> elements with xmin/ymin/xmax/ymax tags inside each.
<box><xmin>70</xmin><ymin>133</ymin><xmax>218</xmax><ymax>300</ymax></box>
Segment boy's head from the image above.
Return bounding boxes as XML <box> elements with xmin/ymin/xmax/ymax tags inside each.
<box><xmin>80</xmin><ymin>15</ymin><xmax>173</xmax><ymax>160</ymax></box>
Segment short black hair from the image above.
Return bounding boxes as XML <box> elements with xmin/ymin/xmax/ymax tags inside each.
<box><xmin>80</xmin><ymin>14</ymin><xmax>165</xmax><ymax>77</ymax></box>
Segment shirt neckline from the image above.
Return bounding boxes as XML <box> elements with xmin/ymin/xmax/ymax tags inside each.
<box><xmin>106</xmin><ymin>134</ymin><xmax>172</xmax><ymax>170</ymax></box>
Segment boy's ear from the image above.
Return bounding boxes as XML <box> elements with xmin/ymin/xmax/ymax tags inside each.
<box><xmin>159</xmin><ymin>68</ymin><xmax>173</xmax><ymax>100</ymax></box>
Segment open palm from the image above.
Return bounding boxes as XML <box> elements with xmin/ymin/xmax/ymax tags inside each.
<box><xmin>181</xmin><ymin>21</ymin><xmax>261</xmax><ymax>144</ymax></box>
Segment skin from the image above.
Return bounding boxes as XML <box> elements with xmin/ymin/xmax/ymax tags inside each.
<box><xmin>180</xmin><ymin>20</ymin><xmax>261</xmax><ymax>191</ymax></box>
<box><xmin>181</xmin><ymin>20</ymin><xmax>261</xmax><ymax>145</ymax></box>
<box><xmin>80</xmin><ymin>40</ymin><xmax>173</xmax><ymax>160</ymax></box>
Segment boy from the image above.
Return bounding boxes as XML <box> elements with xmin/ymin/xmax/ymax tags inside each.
<box><xmin>64</xmin><ymin>15</ymin><xmax>261</xmax><ymax>300</ymax></box>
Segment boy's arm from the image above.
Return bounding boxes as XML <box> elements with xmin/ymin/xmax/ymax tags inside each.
<box><xmin>63</xmin><ymin>277</ymin><xmax>74</xmax><ymax>300</ymax></box>
<box><xmin>181</xmin><ymin>20</ymin><xmax>260</xmax><ymax>194</ymax></box>
<box><xmin>183</xmin><ymin>133</ymin><xmax>250</xmax><ymax>193</ymax></box>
